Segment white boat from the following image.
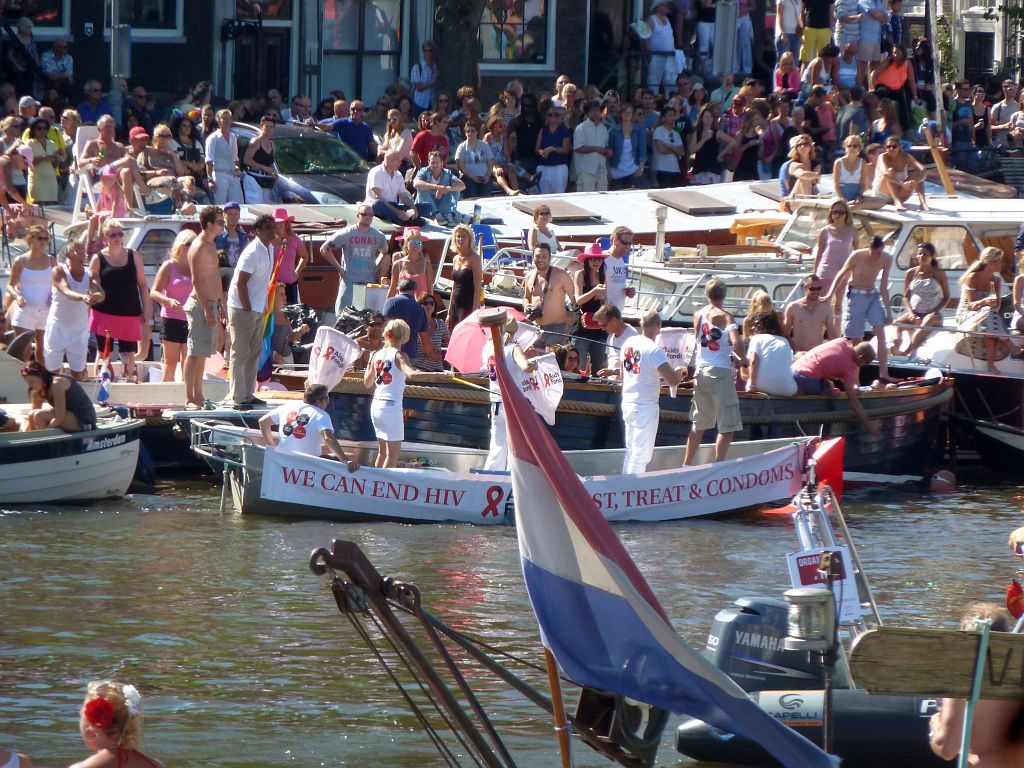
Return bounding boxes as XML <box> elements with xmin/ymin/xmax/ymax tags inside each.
<box><xmin>0</xmin><ymin>415</ymin><xmax>143</xmax><ymax>503</ymax></box>
<box><xmin>190</xmin><ymin>420</ymin><xmax>811</xmax><ymax>524</ymax></box>
<box><xmin>436</xmin><ymin>194</ymin><xmax>1024</xmax><ymax>325</ymax></box>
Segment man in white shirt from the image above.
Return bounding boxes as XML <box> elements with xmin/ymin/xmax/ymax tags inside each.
<box><xmin>603</xmin><ymin>225</ymin><xmax>636</xmax><ymax>310</ymax></box>
<box><xmin>225</xmin><ymin>214</ymin><xmax>276</xmax><ymax>406</ymax></box>
<box><xmin>594</xmin><ymin>303</ymin><xmax>639</xmax><ymax>377</ymax></box>
<box><xmin>366</xmin><ymin>149</ymin><xmax>422</xmax><ymax>226</ymax></box>
<box><xmin>684</xmin><ymin>279</ymin><xmax>744</xmax><ymax>465</ymax></box>
<box><xmin>204</xmin><ymin>108</ymin><xmax>243</xmax><ymax>205</ymax></box>
<box><xmin>619</xmin><ymin>309</ymin><xmax>685</xmax><ymax>474</ymax></box>
<box><xmin>259</xmin><ymin>382</ymin><xmax>359</xmax><ymax>471</ymax></box>
<box><xmin>573</xmin><ymin>99</ymin><xmax>611</xmax><ymax>192</ymax></box>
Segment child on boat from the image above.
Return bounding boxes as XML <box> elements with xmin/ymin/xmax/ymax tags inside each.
<box><xmin>69</xmin><ymin>680</ymin><xmax>162</xmax><ymax>768</ymax></box>
<box><xmin>362</xmin><ymin>318</ymin><xmax>427</xmax><ymax>468</ymax></box>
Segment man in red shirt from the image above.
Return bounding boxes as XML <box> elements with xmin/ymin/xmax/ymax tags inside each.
<box><xmin>792</xmin><ymin>337</ymin><xmax>880</xmax><ymax>435</ymax></box>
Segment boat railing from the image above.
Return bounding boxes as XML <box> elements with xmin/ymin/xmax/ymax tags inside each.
<box><xmin>789</xmin><ymin>476</ymin><xmax>883</xmax><ymax>689</ymax></box>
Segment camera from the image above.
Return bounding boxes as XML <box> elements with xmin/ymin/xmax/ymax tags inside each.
<box><xmin>525</xmin><ymin>304</ymin><xmax>543</xmax><ymax>322</ymax></box>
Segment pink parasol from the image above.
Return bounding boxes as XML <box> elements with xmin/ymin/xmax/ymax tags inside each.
<box><xmin>443</xmin><ymin>306</ymin><xmax>527</xmax><ymax>373</ymax></box>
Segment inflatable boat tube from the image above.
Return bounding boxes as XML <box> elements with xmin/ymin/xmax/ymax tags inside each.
<box><xmin>676</xmin><ymin>688</ymin><xmax>953</xmax><ymax>767</ymax></box>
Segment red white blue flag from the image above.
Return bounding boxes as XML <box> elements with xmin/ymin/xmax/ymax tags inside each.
<box><xmin>493</xmin><ymin>344</ymin><xmax>836</xmax><ymax>768</ymax></box>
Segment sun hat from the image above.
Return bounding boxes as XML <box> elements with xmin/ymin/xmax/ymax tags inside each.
<box><xmin>272</xmin><ymin>206</ymin><xmax>295</xmax><ymax>223</ymax></box>
<box><xmin>396</xmin><ymin>225</ymin><xmax>428</xmax><ymax>242</ymax></box>
<box><xmin>128</xmin><ymin>126</ymin><xmax>150</xmax><ymax>141</ymax></box>
<box><xmin>576</xmin><ymin>241</ymin><xmax>608</xmax><ymax>263</ymax></box>
<box><xmin>16</xmin><ymin>144</ymin><xmax>33</xmax><ymax>164</ymax></box>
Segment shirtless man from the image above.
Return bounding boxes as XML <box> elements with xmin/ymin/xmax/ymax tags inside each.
<box><xmin>872</xmin><ymin>137</ymin><xmax>929</xmax><ymax>210</ymax></box>
<box><xmin>784</xmin><ymin>274</ymin><xmax>837</xmax><ymax>352</ymax></box>
<box><xmin>823</xmin><ymin>235</ymin><xmax>893</xmax><ymax>381</ymax></box>
<box><xmin>183</xmin><ymin>205</ymin><xmax>227</xmax><ymax>409</ymax></box>
<box><xmin>929</xmin><ymin>602</ymin><xmax>1024</xmax><ymax>768</ymax></box>
<box><xmin>523</xmin><ymin>243</ymin><xmax>575</xmax><ymax>345</ymax></box>
<box><xmin>79</xmin><ymin>114</ymin><xmax>147</xmax><ymax>209</ymax></box>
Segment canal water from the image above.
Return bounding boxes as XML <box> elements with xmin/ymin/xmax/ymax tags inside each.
<box><xmin>2</xmin><ymin>478</ymin><xmax>1022</xmax><ymax>767</ymax></box>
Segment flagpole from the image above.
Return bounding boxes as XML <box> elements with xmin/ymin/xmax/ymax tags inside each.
<box><xmin>543</xmin><ymin>647</ymin><xmax>575</xmax><ymax>768</ymax></box>
<box><xmin>479</xmin><ymin>307</ymin><xmax>574</xmax><ymax>768</ymax></box>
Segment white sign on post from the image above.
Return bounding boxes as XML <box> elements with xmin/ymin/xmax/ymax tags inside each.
<box><xmin>785</xmin><ymin>545</ymin><xmax>863</xmax><ymax>623</ymax></box>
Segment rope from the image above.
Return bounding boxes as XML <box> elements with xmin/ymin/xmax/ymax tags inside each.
<box><xmin>329</xmin><ymin>377</ymin><xmax>954</xmax><ymax>425</ymax></box>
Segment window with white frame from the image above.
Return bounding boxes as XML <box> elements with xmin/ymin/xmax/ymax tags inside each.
<box><xmin>478</xmin><ymin>0</ymin><xmax>554</xmax><ymax>69</ymax></box>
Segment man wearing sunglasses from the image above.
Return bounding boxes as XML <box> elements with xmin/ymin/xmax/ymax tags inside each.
<box><xmin>783</xmin><ymin>274</ymin><xmax>836</xmax><ymax>352</ymax></box>
<box><xmin>321</xmin><ymin>204</ymin><xmax>389</xmax><ymax>315</ymax></box>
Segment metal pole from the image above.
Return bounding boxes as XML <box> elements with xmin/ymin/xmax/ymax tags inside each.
<box><xmin>958</xmin><ymin>618</ymin><xmax>993</xmax><ymax>768</ymax></box>
<box><xmin>928</xmin><ymin>0</ymin><xmax>945</xmax><ymax>135</ymax></box>
<box><xmin>109</xmin><ymin>0</ymin><xmax>122</xmax><ymax>123</ymax></box>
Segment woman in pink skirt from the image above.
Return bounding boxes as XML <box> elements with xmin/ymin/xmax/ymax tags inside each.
<box><xmin>89</xmin><ymin>218</ymin><xmax>151</xmax><ymax>381</ymax></box>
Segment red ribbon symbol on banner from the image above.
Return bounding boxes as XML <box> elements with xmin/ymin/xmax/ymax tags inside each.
<box><xmin>481</xmin><ymin>485</ymin><xmax>504</xmax><ymax>517</ymax></box>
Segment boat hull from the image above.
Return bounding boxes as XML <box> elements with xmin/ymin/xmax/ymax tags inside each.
<box><xmin>204</xmin><ymin>431</ymin><xmax>809</xmax><ymax>524</ymax></box>
<box><xmin>0</xmin><ymin>420</ymin><xmax>143</xmax><ymax>503</ymax></box>
<box><xmin>301</xmin><ymin>375</ymin><xmax>952</xmax><ymax>481</ymax></box>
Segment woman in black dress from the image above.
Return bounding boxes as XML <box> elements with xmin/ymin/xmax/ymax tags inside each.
<box><xmin>447</xmin><ymin>223</ymin><xmax>481</xmax><ymax>327</ymax></box>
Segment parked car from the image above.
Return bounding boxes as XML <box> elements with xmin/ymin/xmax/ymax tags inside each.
<box><xmin>230</xmin><ymin>121</ymin><xmax>369</xmax><ymax>204</ymax></box>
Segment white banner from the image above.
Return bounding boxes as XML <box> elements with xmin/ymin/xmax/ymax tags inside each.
<box><xmin>308</xmin><ymin>326</ymin><xmax>362</xmax><ymax>391</ymax></box>
<box><xmin>260</xmin><ymin>442</ymin><xmax>804</xmax><ymax>524</ymax></box>
<box><xmin>655</xmin><ymin>328</ymin><xmax>693</xmax><ymax>398</ymax></box>
<box><xmin>785</xmin><ymin>545</ymin><xmax>863</xmax><ymax>623</ymax></box>
<box><xmin>520</xmin><ymin>352</ymin><xmax>563</xmax><ymax>425</ymax></box>
<box><xmin>261</xmin><ymin>448</ymin><xmax>512</xmax><ymax>524</ymax></box>
<box><xmin>589</xmin><ymin>442</ymin><xmax>803</xmax><ymax>522</ymax></box>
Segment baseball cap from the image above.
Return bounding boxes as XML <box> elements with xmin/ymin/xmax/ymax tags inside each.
<box><xmin>223</xmin><ymin>201</ymin><xmax>241</xmax><ymax>211</ymax></box>
<box><xmin>128</xmin><ymin>126</ymin><xmax>150</xmax><ymax>141</ymax></box>
<box><xmin>18</xmin><ymin>96</ymin><xmax>38</xmax><ymax>109</ymax></box>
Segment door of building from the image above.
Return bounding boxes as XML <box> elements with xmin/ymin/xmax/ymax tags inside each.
<box><xmin>588</xmin><ymin>0</ymin><xmax>631</xmax><ymax>91</ymax></box>
<box><xmin>963</xmin><ymin>31</ymin><xmax>994</xmax><ymax>85</ymax></box>
<box><xmin>234</xmin><ymin>26</ymin><xmax>291</xmax><ymax>98</ymax></box>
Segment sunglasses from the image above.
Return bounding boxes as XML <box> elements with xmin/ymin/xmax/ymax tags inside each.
<box><xmin>807</xmin><ymin>286</ymin><xmax>823</xmax><ymax>292</ymax></box>
<box><xmin>407</xmin><ymin>238</ymin><xmax>423</xmax><ymax>245</ymax></box>
<box><xmin>107</xmin><ymin>231</ymin><xmax>125</xmax><ymax>238</ymax></box>
<box><xmin>830</xmin><ymin>209</ymin><xmax>847</xmax><ymax>215</ymax></box>
<box><xmin>421</xmin><ymin>300</ymin><xmax>435</xmax><ymax>306</ymax></box>
<box><xmin>358</xmin><ymin>211</ymin><xmax>373</xmax><ymax>217</ymax></box>
<box><xmin>537</xmin><ymin>210</ymin><xmax>551</xmax><ymax>216</ymax></box>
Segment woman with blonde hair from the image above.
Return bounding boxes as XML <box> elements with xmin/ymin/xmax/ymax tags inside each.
<box><xmin>378</xmin><ymin>108</ymin><xmax>413</xmax><ymax>164</ymax></box>
<box><xmin>448</xmin><ymin>223</ymin><xmax>481</xmax><ymax>327</ymax></box>
<box><xmin>388</xmin><ymin>226</ymin><xmax>433</xmax><ymax>299</ymax></box>
<box><xmin>150</xmin><ymin>228</ymin><xmax>196</xmax><ymax>381</ymax></box>
<box><xmin>363</xmin><ymin>318</ymin><xmax>426</xmax><ymax>467</ymax></box>
<box><xmin>957</xmin><ymin>246</ymin><xmax>1006</xmax><ymax>372</ymax></box>
<box><xmin>69</xmin><ymin>680</ymin><xmax>161</xmax><ymax>768</ymax></box>
<box><xmin>741</xmin><ymin>290</ymin><xmax>785</xmax><ymax>340</ymax></box>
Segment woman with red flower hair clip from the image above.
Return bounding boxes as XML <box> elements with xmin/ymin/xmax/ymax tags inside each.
<box><xmin>70</xmin><ymin>681</ymin><xmax>162</xmax><ymax>768</ymax></box>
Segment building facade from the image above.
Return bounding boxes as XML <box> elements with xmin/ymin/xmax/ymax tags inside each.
<box><xmin>13</xmin><ymin>0</ymin><xmax>1009</xmax><ymax>106</ymax></box>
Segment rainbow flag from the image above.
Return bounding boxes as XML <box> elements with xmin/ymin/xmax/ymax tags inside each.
<box><xmin>257</xmin><ymin>245</ymin><xmax>285</xmax><ymax>370</ymax></box>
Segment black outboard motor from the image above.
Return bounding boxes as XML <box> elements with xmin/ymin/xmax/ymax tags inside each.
<box><xmin>705</xmin><ymin>596</ymin><xmax>836</xmax><ymax>691</ymax></box>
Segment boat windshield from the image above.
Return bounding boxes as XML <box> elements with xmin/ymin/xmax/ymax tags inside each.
<box><xmin>779</xmin><ymin>206</ymin><xmax>900</xmax><ymax>251</ymax></box>
<box><xmin>272</xmin><ymin>135</ymin><xmax>368</xmax><ymax>174</ymax></box>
